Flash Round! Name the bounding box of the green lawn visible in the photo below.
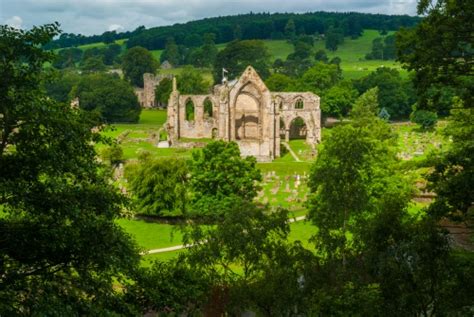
[118,218,183,251]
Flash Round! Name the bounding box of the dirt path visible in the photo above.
[282,142,301,162]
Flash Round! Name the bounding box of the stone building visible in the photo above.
[166,66,321,161]
[135,73,173,108]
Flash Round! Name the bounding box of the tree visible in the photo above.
[397,0,474,222]
[264,73,296,92]
[155,77,173,107]
[122,46,159,87]
[428,105,474,221]
[103,43,122,65]
[182,200,310,315]
[301,62,341,95]
[284,19,296,40]
[188,141,262,218]
[354,67,411,119]
[410,109,438,130]
[81,56,107,72]
[366,37,384,60]
[52,47,83,69]
[315,49,328,63]
[125,157,188,216]
[0,24,139,314]
[44,71,81,103]
[100,143,124,166]
[200,33,218,67]
[177,66,210,94]
[160,37,181,66]
[213,40,271,83]
[321,81,358,118]
[233,24,242,40]
[397,0,474,112]
[287,40,312,61]
[124,260,211,315]
[350,87,380,120]
[73,73,141,122]
[102,30,116,44]
[325,27,344,51]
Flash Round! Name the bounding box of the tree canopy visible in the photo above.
[0,23,139,314]
[122,46,159,87]
[213,40,271,83]
[72,73,141,123]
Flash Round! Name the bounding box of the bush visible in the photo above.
[411,110,438,130]
[100,144,123,165]
[73,73,141,123]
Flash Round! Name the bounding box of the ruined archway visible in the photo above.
[203,97,213,119]
[185,98,195,121]
[234,83,261,140]
[289,117,307,140]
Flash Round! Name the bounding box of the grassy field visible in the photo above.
[65,29,404,84]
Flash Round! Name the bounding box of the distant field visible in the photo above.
[64,29,405,83]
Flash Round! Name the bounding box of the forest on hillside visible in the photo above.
[45,11,420,50]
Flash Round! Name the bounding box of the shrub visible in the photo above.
[411,110,438,130]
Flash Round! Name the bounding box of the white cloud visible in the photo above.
[108,24,124,32]
[5,16,23,29]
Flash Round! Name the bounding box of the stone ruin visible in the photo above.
[166,66,321,161]
[135,73,173,108]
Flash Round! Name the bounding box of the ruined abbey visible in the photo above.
[165,66,321,162]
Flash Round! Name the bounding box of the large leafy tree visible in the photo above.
[301,62,341,95]
[354,67,412,119]
[154,66,210,108]
[182,200,310,315]
[176,66,210,94]
[125,156,189,216]
[397,0,474,222]
[73,73,141,123]
[213,40,271,83]
[397,0,474,112]
[0,24,139,314]
[321,81,358,118]
[188,141,262,218]
[122,46,159,87]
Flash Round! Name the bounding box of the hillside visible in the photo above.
[46,11,419,50]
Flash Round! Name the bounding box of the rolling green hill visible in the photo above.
[64,29,405,82]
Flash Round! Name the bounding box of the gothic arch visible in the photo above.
[203,97,213,119]
[234,81,263,140]
[289,116,307,140]
[185,98,195,121]
[294,98,304,109]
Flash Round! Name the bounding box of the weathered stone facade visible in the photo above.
[166,66,321,161]
[135,73,173,108]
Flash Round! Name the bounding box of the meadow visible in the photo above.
[106,109,443,265]
[72,29,405,83]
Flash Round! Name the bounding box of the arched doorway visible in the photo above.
[289,117,307,140]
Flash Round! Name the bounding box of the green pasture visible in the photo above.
[117,218,183,251]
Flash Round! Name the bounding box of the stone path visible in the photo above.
[143,215,307,255]
[282,142,301,162]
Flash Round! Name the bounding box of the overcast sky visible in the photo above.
[0,0,418,35]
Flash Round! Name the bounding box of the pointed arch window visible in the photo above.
[295,99,304,109]
[185,99,195,121]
